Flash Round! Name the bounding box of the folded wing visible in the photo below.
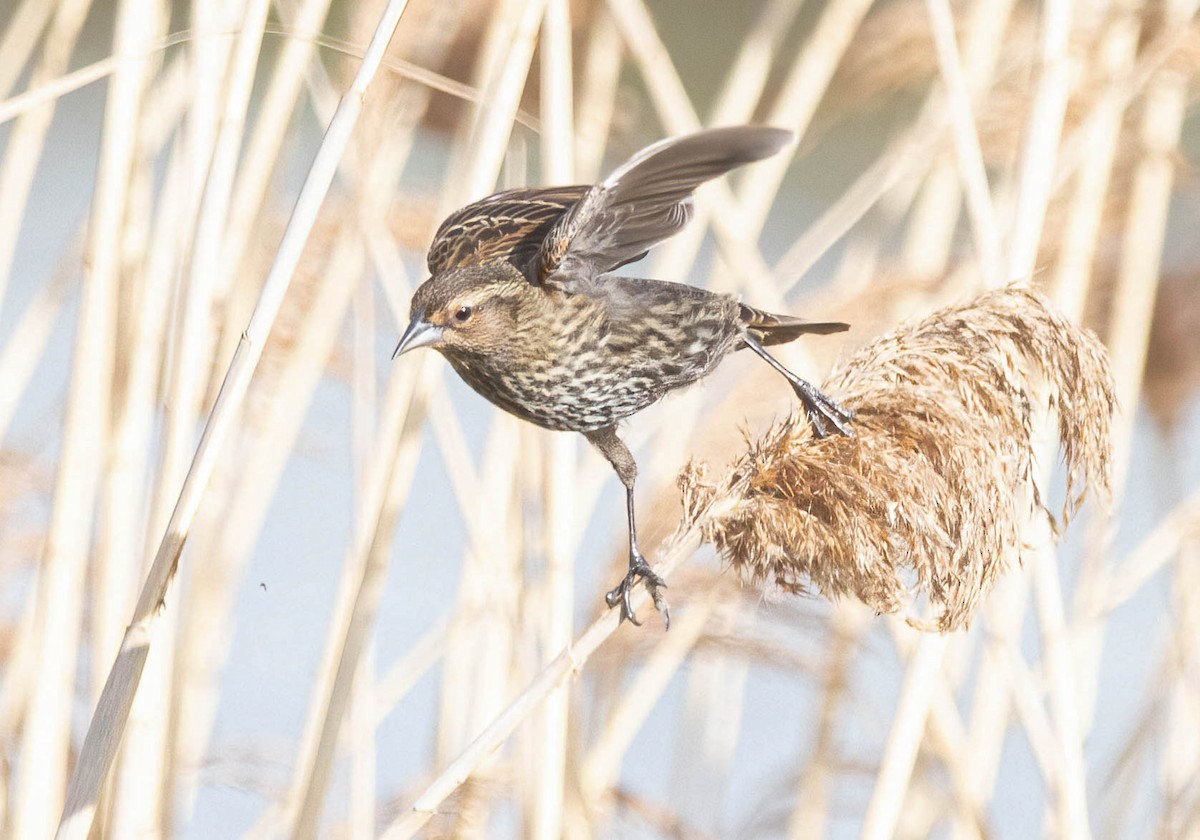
[426,186,587,275]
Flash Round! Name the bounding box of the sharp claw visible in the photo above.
[605,590,620,608]
[623,585,641,626]
[808,410,829,439]
[795,382,855,440]
[654,593,671,630]
[606,553,670,628]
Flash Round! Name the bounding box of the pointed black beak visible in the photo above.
[392,312,443,359]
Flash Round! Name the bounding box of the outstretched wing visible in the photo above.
[426,186,588,275]
[532,126,793,292]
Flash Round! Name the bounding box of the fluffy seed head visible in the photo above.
[680,286,1115,632]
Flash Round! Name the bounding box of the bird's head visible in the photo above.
[392,263,529,360]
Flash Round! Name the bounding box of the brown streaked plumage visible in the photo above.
[394,126,854,627]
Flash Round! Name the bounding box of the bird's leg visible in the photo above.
[584,427,670,629]
[743,335,855,439]
[606,486,670,627]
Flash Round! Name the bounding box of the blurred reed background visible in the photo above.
[0,0,1198,837]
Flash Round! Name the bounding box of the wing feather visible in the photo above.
[426,186,587,275]
[533,126,793,291]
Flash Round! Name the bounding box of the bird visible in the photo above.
[393,125,854,628]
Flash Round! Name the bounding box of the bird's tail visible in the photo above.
[738,303,849,346]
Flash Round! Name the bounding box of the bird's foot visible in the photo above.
[792,378,855,439]
[605,552,670,630]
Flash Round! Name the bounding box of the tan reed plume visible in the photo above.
[681,286,1115,631]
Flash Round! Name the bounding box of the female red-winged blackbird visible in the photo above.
[394,126,853,628]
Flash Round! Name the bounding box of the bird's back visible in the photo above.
[591,275,744,388]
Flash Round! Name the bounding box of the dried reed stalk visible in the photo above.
[885,621,990,839]
[859,631,950,840]
[376,518,715,840]
[54,2,415,837]
[280,5,484,831]
[681,286,1114,632]
[531,4,576,838]
[1159,541,1200,836]
[579,587,722,811]
[923,0,1002,287]
[118,3,274,834]
[1005,0,1074,280]
[179,0,451,817]
[786,605,866,840]
[286,360,431,839]
[0,244,76,440]
[574,4,621,180]
[0,0,55,101]
[424,7,541,834]
[87,3,170,837]
[0,0,92,322]
[7,2,108,836]
[218,0,336,292]
[171,224,367,835]
[668,596,749,833]
[3,0,1196,834]
[1063,0,1195,799]
[902,0,1017,281]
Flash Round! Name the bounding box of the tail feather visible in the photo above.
[738,303,849,346]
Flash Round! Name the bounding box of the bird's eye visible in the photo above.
[454,305,473,323]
